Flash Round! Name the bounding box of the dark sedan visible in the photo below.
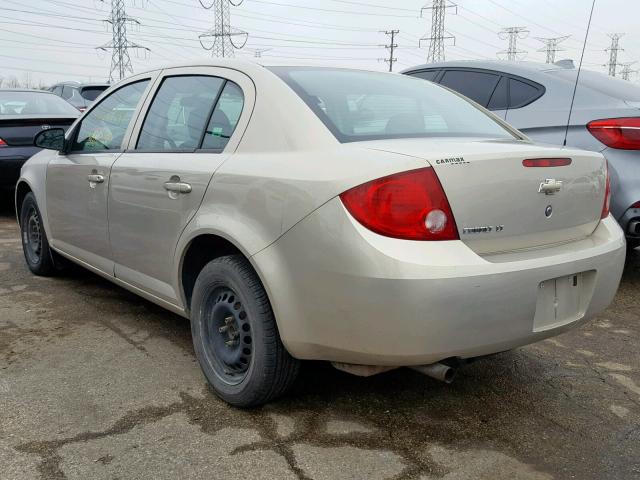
[0,89,79,190]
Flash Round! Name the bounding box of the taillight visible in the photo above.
[0,138,6,147]
[78,107,87,112]
[339,167,459,241]
[522,158,572,167]
[631,201,640,209]
[601,161,611,219]
[587,117,640,150]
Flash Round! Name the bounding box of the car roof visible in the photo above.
[51,82,110,87]
[400,59,572,77]
[0,88,57,94]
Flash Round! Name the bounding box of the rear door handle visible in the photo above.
[87,174,104,184]
[163,181,192,194]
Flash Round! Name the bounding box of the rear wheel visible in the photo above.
[190,255,300,407]
[19,192,57,276]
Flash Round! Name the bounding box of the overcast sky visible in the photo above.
[1,0,639,86]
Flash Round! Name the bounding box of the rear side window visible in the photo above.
[137,76,225,151]
[271,67,515,143]
[487,76,508,110]
[72,80,149,152]
[439,70,500,107]
[80,86,108,101]
[61,86,74,100]
[509,78,540,108]
[409,70,439,82]
[201,82,244,150]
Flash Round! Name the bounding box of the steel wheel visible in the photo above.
[23,206,43,265]
[203,287,253,385]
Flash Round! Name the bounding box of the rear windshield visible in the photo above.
[0,91,79,116]
[270,67,516,143]
[548,69,640,101]
[80,86,109,101]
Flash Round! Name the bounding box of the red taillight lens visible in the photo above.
[78,107,86,112]
[587,117,640,150]
[0,138,7,147]
[522,158,572,167]
[601,161,611,219]
[632,201,640,209]
[339,167,459,241]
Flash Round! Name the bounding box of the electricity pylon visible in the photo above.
[535,35,570,64]
[498,27,529,61]
[379,30,399,72]
[604,33,624,77]
[198,0,248,58]
[620,62,637,81]
[98,0,149,82]
[419,0,456,63]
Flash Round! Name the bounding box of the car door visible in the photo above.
[46,75,155,274]
[108,67,251,304]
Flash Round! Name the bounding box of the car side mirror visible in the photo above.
[34,128,65,151]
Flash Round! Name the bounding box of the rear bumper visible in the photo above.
[604,148,640,238]
[253,198,626,366]
[0,147,39,187]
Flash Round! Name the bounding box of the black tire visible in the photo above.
[628,239,640,253]
[19,192,57,276]
[190,255,300,407]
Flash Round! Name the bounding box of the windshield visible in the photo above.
[548,69,640,101]
[270,67,516,143]
[0,91,79,116]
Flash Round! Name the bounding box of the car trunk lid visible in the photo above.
[365,137,606,254]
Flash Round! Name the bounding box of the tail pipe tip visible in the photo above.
[410,362,457,384]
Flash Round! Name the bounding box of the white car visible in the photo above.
[17,61,625,407]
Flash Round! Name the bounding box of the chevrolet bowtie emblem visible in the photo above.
[538,178,563,195]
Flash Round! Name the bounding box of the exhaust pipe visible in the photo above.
[410,362,456,384]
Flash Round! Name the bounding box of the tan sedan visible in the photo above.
[16,61,625,406]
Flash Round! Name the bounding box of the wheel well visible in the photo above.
[181,234,243,311]
[15,182,32,223]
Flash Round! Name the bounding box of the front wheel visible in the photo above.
[19,192,57,276]
[190,255,300,407]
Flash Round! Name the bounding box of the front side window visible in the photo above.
[137,76,225,151]
[410,70,439,82]
[201,81,244,150]
[439,70,500,107]
[271,67,515,143]
[72,80,149,152]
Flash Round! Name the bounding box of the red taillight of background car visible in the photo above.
[340,167,459,241]
[587,117,640,150]
[0,138,7,147]
[78,107,87,113]
[631,201,640,209]
[602,161,611,219]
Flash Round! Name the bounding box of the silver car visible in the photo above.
[17,61,624,406]
[402,60,640,248]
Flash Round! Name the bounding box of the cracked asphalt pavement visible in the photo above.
[1,200,639,480]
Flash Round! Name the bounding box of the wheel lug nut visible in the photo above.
[224,315,234,324]
[218,325,228,333]
[225,339,238,347]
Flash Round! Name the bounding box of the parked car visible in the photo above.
[49,81,110,112]
[0,89,78,191]
[402,60,640,248]
[17,61,625,407]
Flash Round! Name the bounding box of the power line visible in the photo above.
[604,33,624,77]
[420,0,456,63]
[98,0,150,82]
[535,35,570,64]
[379,30,399,72]
[498,26,529,61]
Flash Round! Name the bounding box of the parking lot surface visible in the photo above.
[1,205,639,480]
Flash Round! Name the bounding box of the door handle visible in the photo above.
[163,181,192,194]
[87,174,105,184]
